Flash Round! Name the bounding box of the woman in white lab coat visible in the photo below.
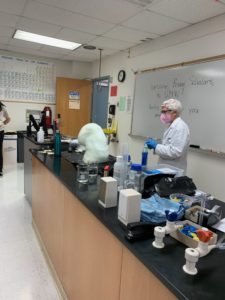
[0,101,11,176]
[146,99,190,174]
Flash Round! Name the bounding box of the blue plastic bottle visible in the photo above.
[141,144,148,169]
[54,129,61,156]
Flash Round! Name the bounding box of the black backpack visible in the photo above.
[155,176,197,197]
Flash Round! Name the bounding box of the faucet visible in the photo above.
[183,228,216,275]
[152,209,183,249]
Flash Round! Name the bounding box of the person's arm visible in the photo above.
[3,109,10,125]
[3,116,10,125]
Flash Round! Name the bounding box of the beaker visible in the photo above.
[77,162,89,184]
[88,163,98,184]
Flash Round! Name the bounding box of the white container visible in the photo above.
[151,163,184,177]
[118,189,141,226]
[98,177,118,208]
[37,127,44,143]
[113,155,126,190]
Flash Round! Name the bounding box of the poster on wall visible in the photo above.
[0,55,55,104]
[68,91,80,109]
[69,91,80,100]
[69,100,80,109]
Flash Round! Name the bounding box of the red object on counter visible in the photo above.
[197,229,213,243]
[43,106,52,128]
[103,165,110,177]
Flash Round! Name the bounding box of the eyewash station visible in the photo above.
[30,123,225,300]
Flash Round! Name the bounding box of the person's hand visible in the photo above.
[146,138,158,150]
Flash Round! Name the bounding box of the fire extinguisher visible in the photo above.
[43,106,52,128]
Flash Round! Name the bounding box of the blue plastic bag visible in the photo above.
[141,193,184,224]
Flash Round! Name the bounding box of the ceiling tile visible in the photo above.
[23,1,115,35]
[0,43,9,51]
[91,36,136,50]
[0,0,27,15]
[40,45,72,55]
[6,45,63,59]
[0,26,15,37]
[55,28,96,44]
[35,0,142,23]
[103,25,158,43]
[17,17,61,37]
[122,10,189,35]
[147,0,225,23]
[8,39,43,50]
[0,11,19,27]
[0,36,11,44]
[64,47,118,62]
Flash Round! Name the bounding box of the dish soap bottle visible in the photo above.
[54,129,61,156]
[37,126,44,143]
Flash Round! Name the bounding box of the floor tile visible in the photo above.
[0,163,61,300]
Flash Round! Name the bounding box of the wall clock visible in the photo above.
[118,70,126,82]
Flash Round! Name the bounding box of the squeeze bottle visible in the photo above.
[37,126,44,143]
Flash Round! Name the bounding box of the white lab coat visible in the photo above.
[155,117,190,174]
[0,107,9,131]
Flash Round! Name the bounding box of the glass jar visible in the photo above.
[88,163,98,184]
[77,162,89,183]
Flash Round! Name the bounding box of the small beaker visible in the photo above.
[77,162,89,184]
[88,163,98,184]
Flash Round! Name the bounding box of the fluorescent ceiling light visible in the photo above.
[13,30,81,50]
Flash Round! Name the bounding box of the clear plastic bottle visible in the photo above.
[125,169,136,189]
[113,156,126,190]
[54,129,61,156]
[141,143,148,171]
[125,163,142,191]
[37,126,44,143]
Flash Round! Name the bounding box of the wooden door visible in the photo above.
[56,77,92,137]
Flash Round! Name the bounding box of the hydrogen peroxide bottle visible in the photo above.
[54,129,61,156]
[37,126,44,143]
[141,143,148,170]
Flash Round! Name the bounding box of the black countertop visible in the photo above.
[25,134,69,150]
[31,150,225,300]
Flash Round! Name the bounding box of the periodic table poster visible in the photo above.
[0,55,55,104]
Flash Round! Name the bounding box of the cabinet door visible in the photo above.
[120,247,177,300]
[62,188,123,300]
[32,157,64,281]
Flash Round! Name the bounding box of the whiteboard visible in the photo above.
[131,59,225,152]
[0,55,55,103]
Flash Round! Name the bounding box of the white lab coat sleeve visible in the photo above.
[155,125,189,160]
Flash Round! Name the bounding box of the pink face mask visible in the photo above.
[160,113,173,124]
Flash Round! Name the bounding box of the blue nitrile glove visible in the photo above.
[146,138,158,150]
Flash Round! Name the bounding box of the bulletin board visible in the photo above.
[0,54,55,104]
[131,56,225,152]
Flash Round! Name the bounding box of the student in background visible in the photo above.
[146,99,190,174]
[0,101,11,176]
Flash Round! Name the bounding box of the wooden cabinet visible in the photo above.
[62,188,122,300]
[32,157,64,281]
[120,247,177,300]
[32,156,177,300]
